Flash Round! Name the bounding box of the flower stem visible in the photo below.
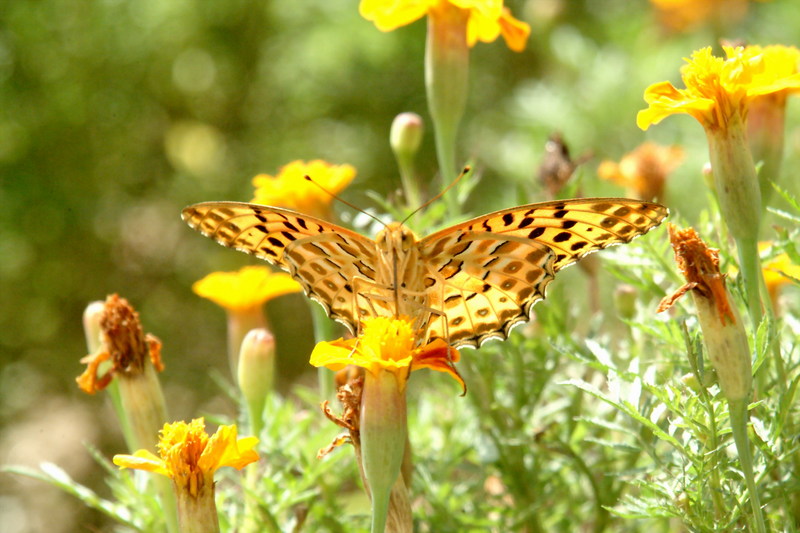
[735,237,764,330]
[728,398,766,533]
[310,303,337,399]
[705,120,764,330]
[425,4,469,214]
[361,371,408,533]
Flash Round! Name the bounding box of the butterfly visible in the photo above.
[182,198,667,348]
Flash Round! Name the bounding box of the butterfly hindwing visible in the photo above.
[181,202,379,331]
[420,234,557,346]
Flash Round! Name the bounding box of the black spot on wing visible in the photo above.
[529,227,545,239]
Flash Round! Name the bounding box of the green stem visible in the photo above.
[310,303,337,399]
[361,371,408,533]
[683,323,726,517]
[728,399,766,533]
[735,237,764,330]
[704,392,727,518]
[398,156,422,209]
[425,5,469,216]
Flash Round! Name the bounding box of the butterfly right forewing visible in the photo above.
[182,201,381,332]
[418,198,667,347]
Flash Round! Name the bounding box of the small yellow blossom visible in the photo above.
[745,45,800,206]
[760,243,800,307]
[251,160,356,219]
[192,266,301,312]
[360,0,530,52]
[637,46,800,133]
[193,266,300,375]
[311,316,464,392]
[598,142,684,201]
[313,317,445,532]
[114,418,259,496]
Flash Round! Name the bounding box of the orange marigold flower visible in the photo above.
[360,0,530,52]
[598,142,683,201]
[637,45,800,133]
[251,160,356,219]
[113,418,259,496]
[311,316,464,392]
[192,266,301,312]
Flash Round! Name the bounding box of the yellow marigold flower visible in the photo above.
[745,44,800,207]
[639,45,800,324]
[192,266,301,312]
[114,418,259,494]
[193,266,300,375]
[115,419,258,533]
[251,160,356,219]
[313,317,458,532]
[763,252,800,292]
[598,142,684,201]
[310,316,464,392]
[360,0,530,52]
[760,243,800,311]
[637,46,800,132]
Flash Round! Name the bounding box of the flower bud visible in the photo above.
[659,225,752,402]
[614,284,638,320]
[83,301,106,354]
[390,112,424,161]
[391,112,425,207]
[237,328,275,436]
[692,289,752,401]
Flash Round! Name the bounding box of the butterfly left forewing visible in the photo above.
[182,201,380,332]
[419,198,667,347]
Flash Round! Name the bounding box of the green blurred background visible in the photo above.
[1,0,798,531]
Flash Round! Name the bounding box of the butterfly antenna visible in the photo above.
[401,165,471,226]
[303,175,386,227]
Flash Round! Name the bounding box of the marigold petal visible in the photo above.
[310,337,414,375]
[75,350,113,394]
[410,338,465,392]
[359,0,433,31]
[637,81,714,130]
[497,8,530,52]
[309,338,359,371]
[202,425,260,472]
[251,160,356,216]
[113,450,170,476]
[193,267,301,312]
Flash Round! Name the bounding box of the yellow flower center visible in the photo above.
[362,317,416,363]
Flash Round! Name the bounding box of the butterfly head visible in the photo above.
[376,222,417,257]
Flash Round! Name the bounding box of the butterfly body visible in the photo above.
[182,198,667,347]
